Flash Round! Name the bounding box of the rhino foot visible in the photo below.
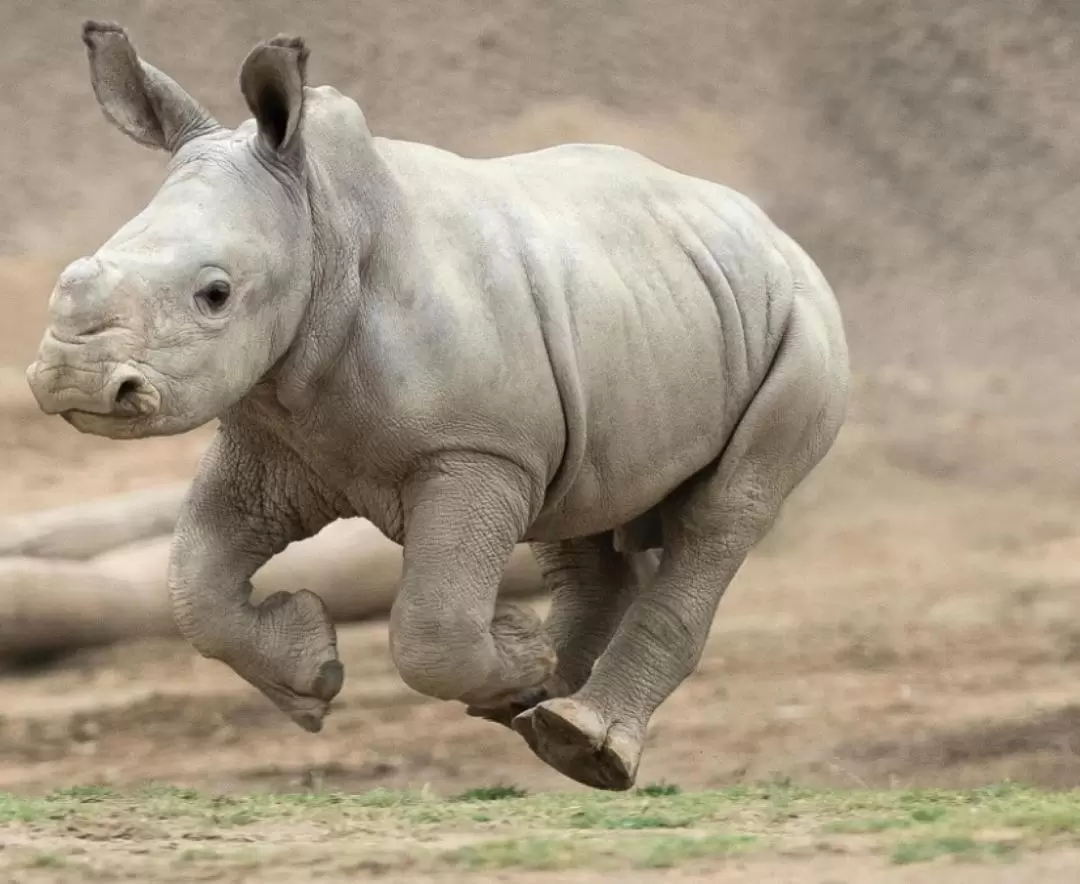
[453,601,556,711]
[242,589,344,733]
[512,696,642,791]
[488,602,557,688]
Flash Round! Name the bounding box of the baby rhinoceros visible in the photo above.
[26,22,850,791]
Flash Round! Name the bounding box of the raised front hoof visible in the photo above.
[455,603,557,718]
[252,589,344,734]
[489,602,558,684]
[288,658,345,733]
[512,697,641,791]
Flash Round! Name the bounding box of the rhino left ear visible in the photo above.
[239,35,309,157]
[83,20,220,152]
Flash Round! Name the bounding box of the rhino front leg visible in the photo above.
[389,455,556,707]
[169,430,344,733]
[465,534,656,728]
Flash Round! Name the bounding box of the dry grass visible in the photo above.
[7,781,1080,881]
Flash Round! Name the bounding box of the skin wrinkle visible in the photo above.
[47,325,113,344]
[674,227,746,431]
[25,24,850,786]
[642,206,696,338]
[517,240,579,512]
[34,352,112,371]
[704,302,796,485]
[715,212,758,391]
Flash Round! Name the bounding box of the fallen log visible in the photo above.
[0,518,545,662]
[0,484,190,560]
[0,557,166,659]
[94,518,545,619]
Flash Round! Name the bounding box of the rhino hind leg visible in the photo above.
[466,535,657,729]
[514,485,799,790]
[514,301,848,791]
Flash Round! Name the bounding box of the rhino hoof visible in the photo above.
[248,590,343,733]
[512,697,641,791]
[312,658,345,702]
[284,658,344,732]
[292,712,324,734]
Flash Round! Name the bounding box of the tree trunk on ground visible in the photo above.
[0,485,190,560]
[0,517,545,663]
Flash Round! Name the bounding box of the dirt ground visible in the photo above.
[3,2,1080,880]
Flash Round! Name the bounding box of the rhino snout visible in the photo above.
[26,334,160,422]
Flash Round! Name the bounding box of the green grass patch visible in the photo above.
[3,781,1080,874]
[823,816,916,834]
[569,806,695,830]
[446,836,580,871]
[443,832,758,871]
[636,834,758,869]
[636,782,682,797]
[891,835,1019,865]
[453,784,529,802]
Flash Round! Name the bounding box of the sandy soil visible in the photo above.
[3,2,1080,880]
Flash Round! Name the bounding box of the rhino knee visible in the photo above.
[388,604,493,701]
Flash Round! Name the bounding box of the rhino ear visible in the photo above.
[239,35,309,157]
[82,20,219,152]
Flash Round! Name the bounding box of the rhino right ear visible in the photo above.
[239,35,309,158]
[82,20,219,152]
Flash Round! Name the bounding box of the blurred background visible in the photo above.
[1,1,1079,796]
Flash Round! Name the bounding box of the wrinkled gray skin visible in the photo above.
[26,22,850,790]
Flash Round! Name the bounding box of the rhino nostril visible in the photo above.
[113,377,145,413]
[115,379,138,402]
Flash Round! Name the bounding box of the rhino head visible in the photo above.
[26,22,330,438]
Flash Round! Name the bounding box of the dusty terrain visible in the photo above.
[2,1,1080,880]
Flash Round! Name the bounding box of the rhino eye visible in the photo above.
[195,280,231,314]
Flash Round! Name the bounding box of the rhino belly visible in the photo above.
[524,394,730,543]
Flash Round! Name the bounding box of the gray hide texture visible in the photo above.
[25,22,849,790]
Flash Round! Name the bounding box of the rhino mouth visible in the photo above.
[60,408,153,440]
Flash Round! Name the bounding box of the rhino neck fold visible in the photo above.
[273,135,410,415]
